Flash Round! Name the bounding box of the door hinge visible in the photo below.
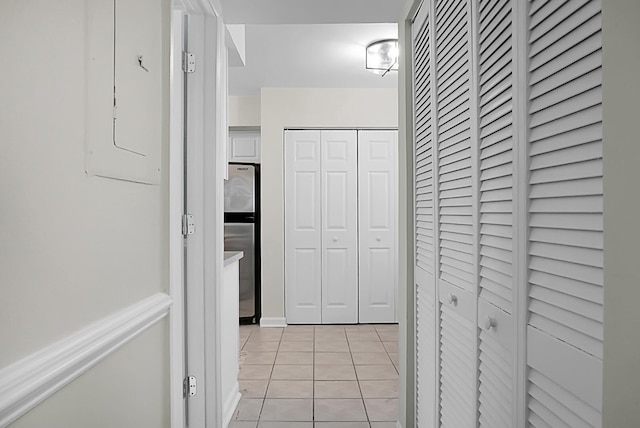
[182,52,196,73]
[183,376,197,398]
[182,214,195,236]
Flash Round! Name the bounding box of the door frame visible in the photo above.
[169,0,225,427]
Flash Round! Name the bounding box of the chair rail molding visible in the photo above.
[0,292,172,427]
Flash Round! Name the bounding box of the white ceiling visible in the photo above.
[221,0,405,24]
[221,0,403,96]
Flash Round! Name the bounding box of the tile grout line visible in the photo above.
[347,327,371,424]
[312,325,316,424]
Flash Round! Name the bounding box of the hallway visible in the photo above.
[231,324,399,427]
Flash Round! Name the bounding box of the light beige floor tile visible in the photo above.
[364,398,398,421]
[258,422,312,428]
[382,342,398,353]
[271,364,313,380]
[344,325,376,332]
[252,327,284,335]
[387,353,399,365]
[314,380,361,398]
[355,365,398,380]
[239,379,269,398]
[314,352,353,365]
[240,325,258,335]
[276,351,314,365]
[238,364,273,380]
[373,324,398,332]
[279,341,314,352]
[314,423,370,428]
[242,352,277,365]
[377,332,398,341]
[349,341,386,353]
[315,325,346,331]
[246,335,281,343]
[359,380,398,398]
[284,325,315,333]
[229,421,258,428]
[351,352,391,365]
[315,337,349,345]
[233,398,263,421]
[266,380,313,398]
[346,332,381,342]
[315,341,350,353]
[244,341,280,352]
[314,398,368,421]
[370,422,399,428]
[247,330,283,341]
[281,332,314,341]
[239,338,249,350]
[259,398,313,421]
[314,332,347,341]
[314,364,357,381]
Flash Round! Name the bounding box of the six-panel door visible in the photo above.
[321,131,359,323]
[358,130,398,323]
[285,129,398,324]
[284,130,323,323]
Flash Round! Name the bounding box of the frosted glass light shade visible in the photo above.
[366,39,399,75]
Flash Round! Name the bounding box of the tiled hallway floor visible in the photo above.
[231,324,399,428]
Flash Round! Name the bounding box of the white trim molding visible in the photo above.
[222,382,241,428]
[0,293,172,427]
[260,317,287,328]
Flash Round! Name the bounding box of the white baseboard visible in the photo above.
[0,292,172,427]
[222,382,241,428]
[259,317,287,328]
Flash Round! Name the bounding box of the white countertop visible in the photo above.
[223,251,244,267]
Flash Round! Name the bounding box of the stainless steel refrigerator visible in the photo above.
[224,163,260,324]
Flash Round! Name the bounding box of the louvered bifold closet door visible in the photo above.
[526,0,603,426]
[476,0,515,426]
[436,0,474,295]
[412,3,437,426]
[435,0,476,426]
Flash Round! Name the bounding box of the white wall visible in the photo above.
[602,0,640,425]
[0,1,171,426]
[260,88,398,321]
[229,95,261,127]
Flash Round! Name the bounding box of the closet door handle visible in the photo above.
[332,236,338,243]
[484,316,497,331]
[448,294,458,306]
[376,236,382,242]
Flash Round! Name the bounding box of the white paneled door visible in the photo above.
[285,130,322,324]
[358,130,398,323]
[285,129,398,324]
[321,130,359,324]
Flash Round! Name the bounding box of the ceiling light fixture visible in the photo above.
[366,39,399,77]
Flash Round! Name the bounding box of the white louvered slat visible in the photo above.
[479,0,513,314]
[415,3,435,277]
[527,328,602,428]
[527,0,604,425]
[527,0,603,358]
[479,332,512,428]
[417,288,436,427]
[477,293,514,428]
[439,303,475,427]
[436,0,473,295]
[413,5,437,427]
